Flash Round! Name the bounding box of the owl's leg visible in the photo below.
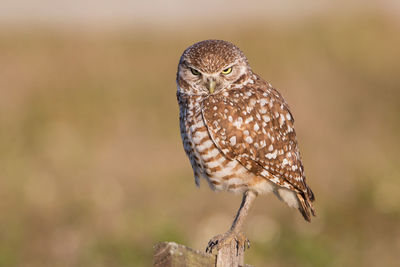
[206,190,257,253]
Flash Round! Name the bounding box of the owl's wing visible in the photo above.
[202,84,313,201]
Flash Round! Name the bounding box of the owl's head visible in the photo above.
[177,40,252,95]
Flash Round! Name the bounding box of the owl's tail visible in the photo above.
[297,186,316,222]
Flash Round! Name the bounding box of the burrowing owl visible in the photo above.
[176,40,315,253]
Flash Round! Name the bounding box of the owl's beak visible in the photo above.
[207,79,216,94]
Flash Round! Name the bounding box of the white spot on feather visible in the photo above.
[266,150,277,159]
[245,136,253,143]
[245,116,253,123]
[229,136,237,146]
[233,117,243,128]
[260,99,267,106]
[279,114,285,126]
[262,115,270,122]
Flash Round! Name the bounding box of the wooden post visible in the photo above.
[154,241,252,267]
[215,239,245,267]
[154,242,214,267]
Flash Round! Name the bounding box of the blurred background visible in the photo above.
[1,1,400,266]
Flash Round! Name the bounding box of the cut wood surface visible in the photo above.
[154,242,253,267]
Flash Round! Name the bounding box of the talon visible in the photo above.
[243,238,250,251]
[206,239,218,253]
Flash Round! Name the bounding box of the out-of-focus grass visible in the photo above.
[0,13,400,267]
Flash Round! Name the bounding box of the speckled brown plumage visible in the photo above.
[176,39,315,252]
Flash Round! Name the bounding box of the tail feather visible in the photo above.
[306,184,315,202]
[297,191,316,222]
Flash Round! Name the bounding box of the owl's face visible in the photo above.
[177,40,252,96]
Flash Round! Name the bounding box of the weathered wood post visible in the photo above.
[215,239,245,267]
[154,241,251,267]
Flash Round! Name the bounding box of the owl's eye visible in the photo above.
[190,68,201,76]
[221,67,232,75]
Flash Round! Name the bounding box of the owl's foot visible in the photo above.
[205,231,250,254]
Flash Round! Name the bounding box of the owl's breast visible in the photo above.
[179,97,273,194]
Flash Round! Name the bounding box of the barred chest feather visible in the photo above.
[178,93,275,195]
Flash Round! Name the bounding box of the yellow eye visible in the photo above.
[221,67,232,75]
[190,68,201,76]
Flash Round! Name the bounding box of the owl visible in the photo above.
[176,40,315,253]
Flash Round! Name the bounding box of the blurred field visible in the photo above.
[1,13,400,267]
